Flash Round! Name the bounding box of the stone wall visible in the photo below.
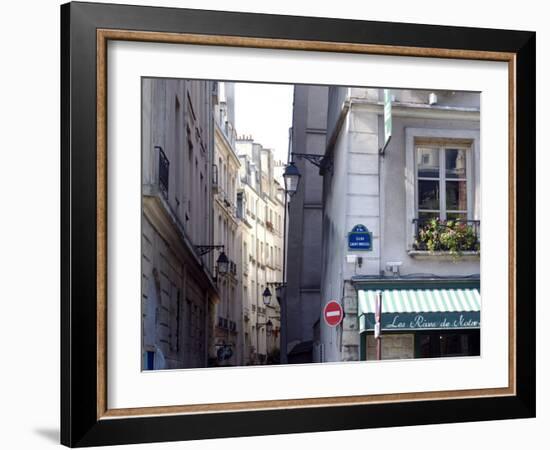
[142,214,209,369]
[341,281,360,361]
[366,334,414,360]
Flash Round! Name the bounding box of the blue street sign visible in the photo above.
[348,224,373,251]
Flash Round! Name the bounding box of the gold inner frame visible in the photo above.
[96,28,517,420]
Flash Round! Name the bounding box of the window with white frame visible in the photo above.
[416,142,472,221]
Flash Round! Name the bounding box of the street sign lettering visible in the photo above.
[348,224,373,251]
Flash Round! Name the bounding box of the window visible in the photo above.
[236,192,244,218]
[405,129,479,251]
[416,144,471,221]
[260,242,264,264]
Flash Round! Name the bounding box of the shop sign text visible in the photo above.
[363,311,480,331]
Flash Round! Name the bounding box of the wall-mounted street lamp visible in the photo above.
[283,161,301,197]
[262,287,272,306]
[257,319,274,336]
[216,251,229,276]
[291,152,333,175]
[254,318,275,365]
[277,149,329,363]
[194,245,228,279]
[277,159,304,365]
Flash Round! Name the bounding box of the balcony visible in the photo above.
[217,317,237,333]
[410,218,480,258]
[229,260,237,276]
[144,146,171,199]
[217,316,229,330]
[142,146,223,289]
[265,220,274,232]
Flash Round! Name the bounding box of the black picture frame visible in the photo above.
[61,1,535,447]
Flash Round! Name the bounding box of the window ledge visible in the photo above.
[407,250,480,261]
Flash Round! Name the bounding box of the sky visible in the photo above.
[233,82,294,164]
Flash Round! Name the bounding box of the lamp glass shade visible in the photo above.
[262,287,272,306]
[216,251,229,275]
[283,162,301,195]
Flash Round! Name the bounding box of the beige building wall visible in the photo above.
[241,184,269,363]
[264,180,285,359]
[212,102,243,366]
[141,78,218,369]
[237,140,284,364]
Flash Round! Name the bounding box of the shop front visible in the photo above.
[357,281,480,361]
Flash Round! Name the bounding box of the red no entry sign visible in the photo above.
[324,300,343,327]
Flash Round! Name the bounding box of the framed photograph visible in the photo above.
[61,1,535,447]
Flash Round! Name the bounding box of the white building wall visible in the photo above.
[380,115,480,275]
[320,102,381,363]
[319,115,349,363]
[319,87,480,364]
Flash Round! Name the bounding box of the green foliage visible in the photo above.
[414,218,479,255]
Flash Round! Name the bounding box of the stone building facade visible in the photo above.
[319,87,481,362]
[288,86,481,363]
[212,82,243,366]
[141,78,219,369]
[237,137,284,364]
[141,79,286,369]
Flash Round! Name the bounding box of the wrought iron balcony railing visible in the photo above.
[154,146,169,199]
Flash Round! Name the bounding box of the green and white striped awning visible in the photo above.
[358,288,480,314]
[358,288,481,332]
